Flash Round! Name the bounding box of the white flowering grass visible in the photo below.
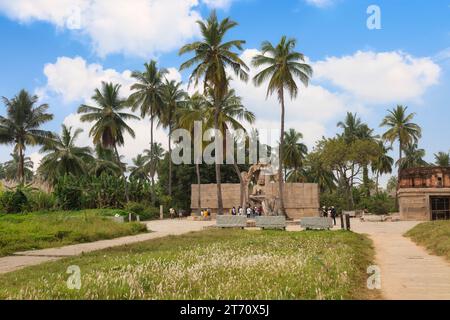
[0,229,377,300]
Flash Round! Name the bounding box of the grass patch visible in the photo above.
[405,220,450,261]
[0,209,147,257]
[0,229,379,300]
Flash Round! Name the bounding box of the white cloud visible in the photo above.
[38,56,179,164]
[313,51,441,104]
[435,47,450,62]
[0,0,213,57]
[29,152,44,172]
[38,56,134,103]
[231,49,349,147]
[202,0,235,9]
[305,0,335,8]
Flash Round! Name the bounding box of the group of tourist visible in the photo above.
[322,206,337,226]
[201,208,211,218]
[231,205,264,218]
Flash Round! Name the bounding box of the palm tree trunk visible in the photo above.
[278,89,287,218]
[150,109,155,205]
[114,144,129,202]
[363,165,370,197]
[196,163,201,216]
[396,140,402,211]
[18,146,25,184]
[168,128,172,197]
[233,161,245,210]
[214,97,224,215]
[375,171,379,195]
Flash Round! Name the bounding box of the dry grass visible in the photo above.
[0,229,379,300]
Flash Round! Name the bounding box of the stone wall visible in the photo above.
[191,183,320,219]
[398,188,450,221]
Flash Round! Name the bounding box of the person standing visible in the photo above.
[331,206,337,226]
[232,207,237,216]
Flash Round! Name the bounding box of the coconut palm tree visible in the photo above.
[178,92,207,215]
[3,153,34,182]
[129,61,168,200]
[160,80,188,197]
[78,82,140,201]
[283,129,308,182]
[381,105,422,174]
[38,125,93,184]
[372,141,394,194]
[252,36,313,217]
[128,154,150,182]
[397,143,428,170]
[143,142,165,184]
[434,152,450,167]
[179,11,249,215]
[204,88,255,209]
[304,152,336,193]
[89,144,123,177]
[0,90,54,183]
[337,112,364,143]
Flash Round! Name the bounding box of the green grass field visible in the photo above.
[0,229,379,300]
[0,209,147,257]
[406,220,450,261]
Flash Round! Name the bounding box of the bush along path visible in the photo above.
[0,219,215,274]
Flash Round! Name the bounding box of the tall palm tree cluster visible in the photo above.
[0,12,447,215]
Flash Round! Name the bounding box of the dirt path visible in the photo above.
[352,220,450,300]
[0,219,214,274]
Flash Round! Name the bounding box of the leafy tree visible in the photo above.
[337,112,377,196]
[316,137,381,210]
[77,82,140,201]
[38,125,93,184]
[0,90,54,183]
[179,11,249,215]
[434,151,450,167]
[252,36,312,217]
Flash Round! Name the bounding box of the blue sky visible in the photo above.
[0,0,449,186]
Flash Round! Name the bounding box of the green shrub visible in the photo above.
[124,202,146,215]
[357,193,396,215]
[0,189,28,213]
[27,191,56,212]
[54,176,83,210]
[124,202,160,221]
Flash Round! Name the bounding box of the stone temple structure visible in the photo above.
[191,164,320,219]
[398,167,450,221]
